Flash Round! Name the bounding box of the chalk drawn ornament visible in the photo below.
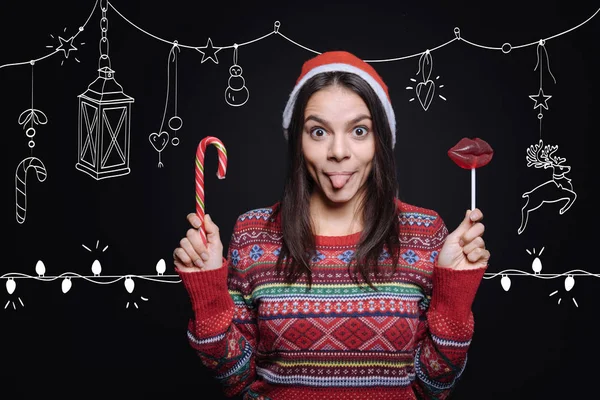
[15,157,47,224]
[149,131,169,167]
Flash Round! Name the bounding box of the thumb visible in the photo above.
[204,214,220,236]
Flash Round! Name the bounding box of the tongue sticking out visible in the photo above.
[329,174,352,189]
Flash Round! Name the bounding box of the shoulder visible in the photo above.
[235,203,279,224]
[230,202,282,242]
[394,198,448,248]
[395,198,443,226]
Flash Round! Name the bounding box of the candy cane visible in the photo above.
[15,156,47,224]
[195,136,227,244]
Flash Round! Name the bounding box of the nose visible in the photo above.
[328,133,350,161]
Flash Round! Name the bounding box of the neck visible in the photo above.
[309,191,364,236]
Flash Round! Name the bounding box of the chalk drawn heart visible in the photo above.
[416,80,435,111]
[149,131,169,152]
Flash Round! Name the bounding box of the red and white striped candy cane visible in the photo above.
[195,136,227,244]
[15,156,47,224]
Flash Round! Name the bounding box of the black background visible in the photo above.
[2,1,597,398]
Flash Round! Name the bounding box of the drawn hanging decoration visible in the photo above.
[149,41,185,167]
[15,156,47,224]
[517,140,577,235]
[18,65,48,149]
[407,49,446,111]
[196,37,221,64]
[225,44,249,107]
[167,41,183,145]
[76,0,134,180]
[528,39,556,120]
[14,63,48,225]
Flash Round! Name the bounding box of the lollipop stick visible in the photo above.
[471,168,476,211]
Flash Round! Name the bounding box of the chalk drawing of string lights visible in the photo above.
[483,247,592,307]
[1,242,179,310]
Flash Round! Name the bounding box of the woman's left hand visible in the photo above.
[437,208,490,270]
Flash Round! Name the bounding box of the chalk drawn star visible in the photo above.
[529,88,552,110]
[196,38,221,64]
[56,36,78,58]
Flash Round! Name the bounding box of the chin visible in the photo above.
[324,189,359,205]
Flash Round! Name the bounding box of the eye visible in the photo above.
[352,126,369,138]
[309,127,327,138]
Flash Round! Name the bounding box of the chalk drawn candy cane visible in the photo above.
[15,156,47,224]
[195,136,227,245]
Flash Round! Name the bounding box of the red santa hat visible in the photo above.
[282,50,396,148]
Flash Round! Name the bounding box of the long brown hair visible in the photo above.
[273,71,400,289]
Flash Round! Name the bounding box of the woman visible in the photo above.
[174,50,489,399]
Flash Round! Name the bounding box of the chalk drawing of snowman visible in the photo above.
[225,45,249,107]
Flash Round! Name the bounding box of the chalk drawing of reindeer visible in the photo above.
[517,139,577,235]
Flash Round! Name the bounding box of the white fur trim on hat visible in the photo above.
[282,63,396,148]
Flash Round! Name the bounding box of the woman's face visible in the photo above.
[302,85,376,207]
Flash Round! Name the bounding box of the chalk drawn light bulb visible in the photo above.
[91,259,102,276]
[125,276,135,293]
[156,258,166,275]
[62,277,72,294]
[35,260,46,276]
[6,278,16,294]
[531,256,542,274]
[564,275,575,292]
[501,275,511,291]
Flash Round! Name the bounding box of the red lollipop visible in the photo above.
[448,137,494,210]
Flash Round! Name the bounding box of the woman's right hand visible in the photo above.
[173,213,224,272]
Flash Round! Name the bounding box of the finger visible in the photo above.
[173,247,194,268]
[469,208,483,223]
[462,236,485,255]
[187,226,208,253]
[187,212,202,229]
[450,209,475,239]
[466,247,490,263]
[174,255,202,272]
[180,236,205,268]
[204,214,221,242]
[461,222,485,245]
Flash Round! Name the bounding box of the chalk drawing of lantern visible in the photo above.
[76,62,134,180]
[76,3,134,180]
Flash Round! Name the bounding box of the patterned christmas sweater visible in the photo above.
[177,199,486,400]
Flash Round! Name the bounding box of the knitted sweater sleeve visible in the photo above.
[412,214,487,399]
[176,217,258,397]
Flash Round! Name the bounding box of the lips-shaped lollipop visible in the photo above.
[448,137,494,210]
[448,137,494,169]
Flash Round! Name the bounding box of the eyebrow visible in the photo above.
[304,114,372,127]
